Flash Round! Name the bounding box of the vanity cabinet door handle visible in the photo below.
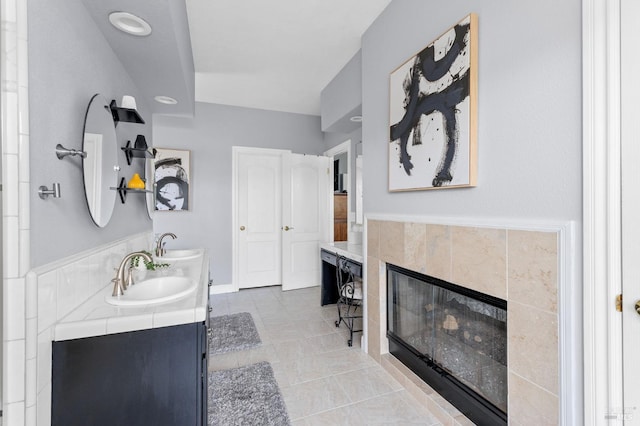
[240,226,246,231]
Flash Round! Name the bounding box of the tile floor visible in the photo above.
[209,285,443,425]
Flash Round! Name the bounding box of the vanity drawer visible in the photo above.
[321,249,337,264]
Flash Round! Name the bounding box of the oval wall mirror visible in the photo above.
[82,94,118,227]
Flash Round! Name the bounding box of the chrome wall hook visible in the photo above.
[56,144,87,159]
[39,183,61,199]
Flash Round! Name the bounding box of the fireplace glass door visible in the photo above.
[387,264,507,422]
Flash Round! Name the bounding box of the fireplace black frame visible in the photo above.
[386,264,507,426]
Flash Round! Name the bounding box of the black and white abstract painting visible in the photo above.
[154,148,190,211]
[389,14,477,191]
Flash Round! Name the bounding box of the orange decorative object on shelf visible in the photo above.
[127,173,145,189]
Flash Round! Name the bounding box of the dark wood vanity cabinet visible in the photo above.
[52,322,208,426]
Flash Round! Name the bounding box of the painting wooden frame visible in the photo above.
[388,13,477,192]
[153,148,191,211]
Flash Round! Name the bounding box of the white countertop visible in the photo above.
[319,241,364,263]
[54,249,209,341]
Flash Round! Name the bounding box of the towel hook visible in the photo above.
[39,183,61,199]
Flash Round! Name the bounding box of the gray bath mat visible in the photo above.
[208,361,290,426]
[209,312,261,355]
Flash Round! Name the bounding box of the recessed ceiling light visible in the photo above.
[109,12,152,36]
[154,96,178,105]
[350,115,363,122]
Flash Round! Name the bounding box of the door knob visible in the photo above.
[635,300,640,315]
[283,226,294,231]
[240,226,246,231]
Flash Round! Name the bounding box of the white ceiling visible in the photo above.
[186,0,391,116]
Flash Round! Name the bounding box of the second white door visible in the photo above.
[282,153,330,290]
[621,0,640,421]
[235,148,330,291]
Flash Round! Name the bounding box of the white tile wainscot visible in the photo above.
[25,232,210,426]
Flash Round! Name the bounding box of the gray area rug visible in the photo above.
[208,361,291,426]
[209,312,261,355]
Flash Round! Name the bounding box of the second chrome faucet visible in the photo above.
[155,232,177,257]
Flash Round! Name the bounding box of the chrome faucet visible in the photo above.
[112,251,152,297]
[155,232,177,257]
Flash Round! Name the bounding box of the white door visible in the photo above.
[237,150,282,289]
[281,154,330,290]
[621,0,640,420]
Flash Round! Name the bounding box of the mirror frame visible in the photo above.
[324,139,352,242]
[145,156,155,219]
[82,94,119,227]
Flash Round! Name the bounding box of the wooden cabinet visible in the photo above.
[52,322,208,426]
[334,193,348,241]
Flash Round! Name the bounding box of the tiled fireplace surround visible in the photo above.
[365,218,567,425]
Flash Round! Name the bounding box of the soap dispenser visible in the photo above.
[127,173,145,189]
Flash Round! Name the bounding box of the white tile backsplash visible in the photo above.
[16,0,27,39]
[4,216,19,277]
[26,271,37,318]
[5,278,25,340]
[36,328,53,395]
[25,404,36,426]
[3,91,18,151]
[5,152,19,215]
[57,267,94,321]
[2,0,17,21]
[3,1,31,421]
[5,339,25,404]
[25,318,37,359]
[17,37,28,91]
[5,401,25,426]
[18,133,30,180]
[19,227,30,275]
[18,86,29,136]
[36,271,57,333]
[25,356,36,406]
[19,180,30,227]
[36,383,52,426]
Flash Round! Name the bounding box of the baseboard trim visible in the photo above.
[209,283,236,295]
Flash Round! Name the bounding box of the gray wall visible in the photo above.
[28,0,153,267]
[152,102,324,285]
[362,1,582,222]
[321,51,362,133]
[360,0,583,415]
[324,128,362,154]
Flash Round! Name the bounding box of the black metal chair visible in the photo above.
[334,254,363,346]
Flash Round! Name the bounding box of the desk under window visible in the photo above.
[319,242,363,306]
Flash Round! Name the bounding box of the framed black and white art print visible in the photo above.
[389,13,478,191]
[153,148,190,211]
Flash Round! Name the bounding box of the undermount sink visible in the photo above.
[157,249,201,261]
[106,276,197,306]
